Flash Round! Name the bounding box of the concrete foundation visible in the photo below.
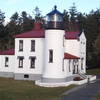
[14,73,42,81]
[0,72,14,78]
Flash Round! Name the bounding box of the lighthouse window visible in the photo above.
[5,57,9,67]
[19,40,23,51]
[31,40,35,52]
[49,50,53,63]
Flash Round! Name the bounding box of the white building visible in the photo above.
[0,6,90,87]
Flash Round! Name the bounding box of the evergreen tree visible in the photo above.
[69,3,78,31]
[63,10,70,31]
[20,11,34,32]
[0,10,5,37]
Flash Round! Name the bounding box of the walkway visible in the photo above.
[60,79,100,100]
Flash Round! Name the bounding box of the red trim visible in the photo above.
[0,49,15,55]
[64,53,80,59]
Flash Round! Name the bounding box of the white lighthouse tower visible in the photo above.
[42,6,66,84]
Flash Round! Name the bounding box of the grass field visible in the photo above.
[0,77,76,100]
[96,93,100,100]
[86,68,100,75]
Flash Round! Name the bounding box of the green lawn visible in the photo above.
[96,93,100,100]
[86,68,100,75]
[0,77,75,100]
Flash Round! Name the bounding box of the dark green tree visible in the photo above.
[20,11,34,32]
[69,3,78,31]
[0,10,5,37]
[63,10,70,31]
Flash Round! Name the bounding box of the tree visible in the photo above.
[33,6,43,23]
[0,10,5,37]
[77,13,86,32]
[20,11,34,32]
[69,3,78,31]
[0,9,5,25]
[63,10,70,31]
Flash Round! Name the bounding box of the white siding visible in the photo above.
[0,55,15,72]
[43,30,65,78]
[15,38,44,74]
[79,32,86,73]
[64,39,80,57]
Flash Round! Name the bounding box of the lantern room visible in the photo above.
[46,5,64,30]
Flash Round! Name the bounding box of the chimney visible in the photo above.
[34,22,42,30]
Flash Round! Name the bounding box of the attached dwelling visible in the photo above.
[0,6,96,87]
[0,49,15,78]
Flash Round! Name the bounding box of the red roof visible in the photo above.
[14,29,45,38]
[65,31,80,39]
[0,49,15,55]
[64,53,80,59]
[15,31,80,39]
[14,22,81,39]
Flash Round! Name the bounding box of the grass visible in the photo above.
[0,77,76,100]
[86,68,100,75]
[95,93,100,100]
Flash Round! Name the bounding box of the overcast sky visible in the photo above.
[0,0,100,22]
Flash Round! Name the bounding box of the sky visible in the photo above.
[0,0,100,22]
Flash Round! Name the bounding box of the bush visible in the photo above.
[73,77,83,81]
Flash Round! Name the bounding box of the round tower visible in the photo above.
[42,6,66,83]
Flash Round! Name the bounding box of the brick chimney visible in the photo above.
[34,22,42,30]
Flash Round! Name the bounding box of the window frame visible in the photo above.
[49,49,53,63]
[5,57,9,67]
[18,56,24,68]
[69,60,71,72]
[29,56,36,68]
[19,40,23,51]
[81,58,84,70]
[31,40,35,52]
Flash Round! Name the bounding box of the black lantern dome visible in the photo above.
[46,5,64,30]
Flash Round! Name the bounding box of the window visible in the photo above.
[31,40,35,52]
[19,40,23,51]
[24,74,29,78]
[49,50,53,63]
[62,59,64,71]
[63,35,64,47]
[81,58,83,70]
[69,60,71,72]
[18,56,24,68]
[5,57,9,67]
[30,57,36,68]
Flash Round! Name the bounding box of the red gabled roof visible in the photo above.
[65,31,80,39]
[14,29,45,38]
[0,49,15,55]
[64,53,80,59]
[14,22,45,38]
[14,22,80,39]
[15,31,80,39]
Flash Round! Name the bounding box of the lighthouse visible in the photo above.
[42,6,66,83]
